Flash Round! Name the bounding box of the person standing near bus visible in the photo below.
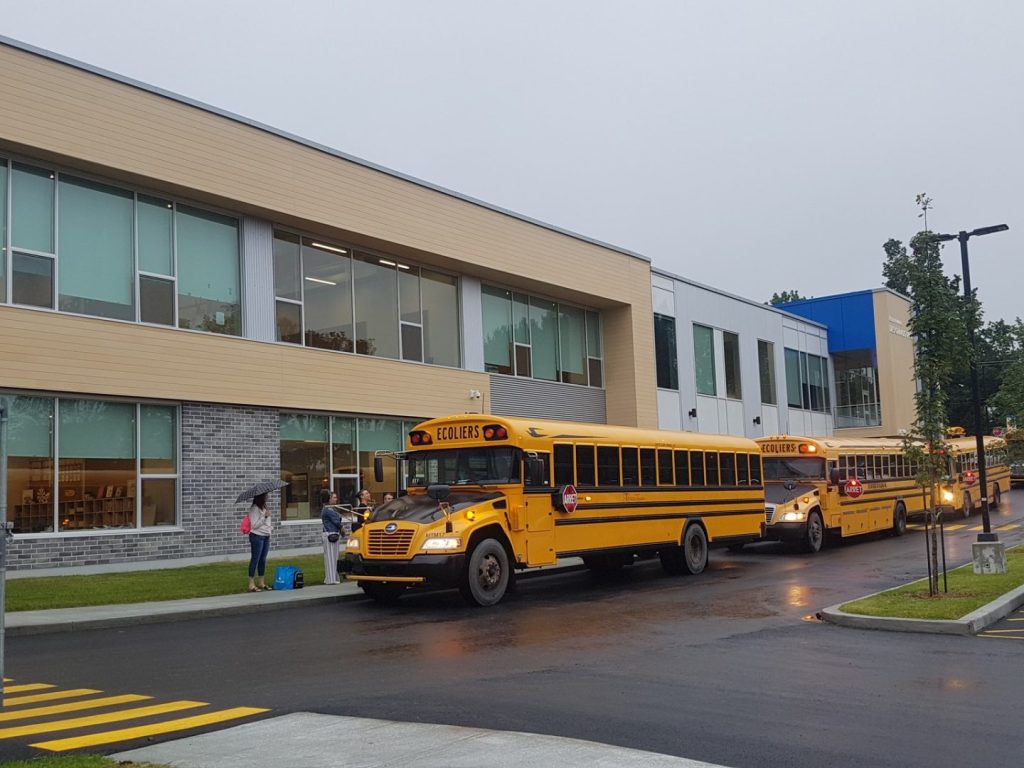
[320,489,344,585]
[246,493,273,592]
[353,488,374,532]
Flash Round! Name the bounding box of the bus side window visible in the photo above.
[640,448,656,487]
[576,445,596,487]
[622,447,639,486]
[597,446,620,486]
[705,452,720,487]
[856,455,867,480]
[720,453,736,486]
[749,454,762,486]
[690,451,705,487]
[657,449,674,486]
[675,450,690,486]
[554,444,574,486]
[737,453,750,485]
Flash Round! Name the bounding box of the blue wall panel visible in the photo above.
[781,291,875,353]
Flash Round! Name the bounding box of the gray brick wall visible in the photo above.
[9,401,323,571]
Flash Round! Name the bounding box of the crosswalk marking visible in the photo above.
[978,628,1024,634]
[0,694,151,722]
[3,689,102,707]
[33,706,269,751]
[0,700,207,739]
[3,684,56,694]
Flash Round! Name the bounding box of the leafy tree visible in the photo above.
[989,356,1024,427]
[767,290,806,306]
[882,238,911,295]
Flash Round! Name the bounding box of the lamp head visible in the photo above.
[969,224,1009,238]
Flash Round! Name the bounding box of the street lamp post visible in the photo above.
[934,225,1009,547]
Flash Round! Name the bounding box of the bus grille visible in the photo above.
[765,505,776,525]
[367,528,415,557]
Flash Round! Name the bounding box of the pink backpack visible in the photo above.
[240,513,251,534]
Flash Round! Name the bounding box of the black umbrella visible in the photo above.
[236,479,289,504]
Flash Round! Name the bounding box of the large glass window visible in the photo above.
[483,284,602,387]
[12,163,54,254]
[0,160,7,302]
[421,269,459,367]
[58,176,135,321]
[12,252,53,308]
[176,206,240,336]
[833,349,880,427]
[138,195,174,277]
[558,305,587,385]
[785,348,802,408]
[723,331,741,399]
[758,340,777,405]
[483,285,513,374]
[6,396,54,534]
[279,413,329,521]
[354,253,399,358]
[303,240,353,351]
[274,231,303,345]
[654,314,678,390]
[693,324,716,396]
[5,397,178,534]
[358,418,403,501]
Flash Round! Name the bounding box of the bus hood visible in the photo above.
[765,483,818,505]
[367,491,503,525]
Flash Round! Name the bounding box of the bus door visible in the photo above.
[523,452,556,566]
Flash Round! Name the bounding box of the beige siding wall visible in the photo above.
[0,307,490,418]
[0,42,657,426]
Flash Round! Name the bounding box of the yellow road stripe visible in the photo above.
[0,695,152,722]
[3,684,56,694]
[944,524,966,531]
[977,629,1024,634]
[33,706,269,751]
[0,700,207,739]
[3,689,102,707]
[979,634,1024,641]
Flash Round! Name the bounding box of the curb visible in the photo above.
[6,559,586,636]
[820,581,1024,635]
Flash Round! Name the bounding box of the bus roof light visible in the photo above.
[799,444,817,454]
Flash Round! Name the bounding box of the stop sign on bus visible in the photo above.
[845,478,863,498]
[560,484,578,513]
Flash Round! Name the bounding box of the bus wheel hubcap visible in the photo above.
[479,555,501,589]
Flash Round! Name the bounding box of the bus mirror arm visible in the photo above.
[524,452,545,486]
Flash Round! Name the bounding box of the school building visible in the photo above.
[0,37,914,571]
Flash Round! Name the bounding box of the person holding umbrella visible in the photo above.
[237,480,287,592]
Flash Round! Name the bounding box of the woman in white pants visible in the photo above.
[320,490,344,585]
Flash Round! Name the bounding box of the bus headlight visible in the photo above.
[941,489,955,503]
[783,511,806,522]
[422,537,462,551]
[345,537,360,551]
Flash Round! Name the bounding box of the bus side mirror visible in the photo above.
[526,458,545,486]
[374,457,384,483]
[829,468,841,487]
[427,484,451,502]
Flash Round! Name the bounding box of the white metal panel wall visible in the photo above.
[460,276,484,373]
[489,376,606,423]
[242,216,276,342]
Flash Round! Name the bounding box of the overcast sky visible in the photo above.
[2,1,1020,323]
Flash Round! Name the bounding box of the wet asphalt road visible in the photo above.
[7,489,1024,767]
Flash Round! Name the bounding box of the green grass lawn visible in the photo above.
[840,545,1024,620]
[5,553,327,612]
[0,758,166,768]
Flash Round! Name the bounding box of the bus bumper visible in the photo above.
[762,522,807,542]
[340,553,466,587]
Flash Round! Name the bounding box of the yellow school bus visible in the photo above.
[341,415,766,605]
[754,435,929,552]
[939,436,1011,518]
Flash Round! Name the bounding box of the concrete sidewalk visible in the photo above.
[114,712,730,768]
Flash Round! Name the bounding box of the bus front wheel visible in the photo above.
[891,502,907,537]
[804,511,823,553]
[460,538,510,607]
[992,485,1002,508]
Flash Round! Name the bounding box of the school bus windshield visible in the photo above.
[406,447,520,487]
[762,456,826,481]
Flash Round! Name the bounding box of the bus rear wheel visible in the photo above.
[361,581,406,604]
[459,538,510,607]
[804,511,823,553]
[891,502,907,537]
[662,524,708,576]
[992,485,1002,508]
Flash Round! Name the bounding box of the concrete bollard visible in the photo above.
[972,541,1008,575]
